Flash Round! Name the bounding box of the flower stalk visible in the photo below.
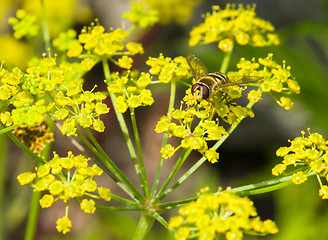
[132,213,155,240]
[151,79,177,195]
[24,190,41,240]
[40,0,52,54]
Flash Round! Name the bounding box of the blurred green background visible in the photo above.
[1,0,328,239]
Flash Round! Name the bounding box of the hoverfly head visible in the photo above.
[191,82,210,101]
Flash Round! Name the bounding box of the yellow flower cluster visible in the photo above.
[156,95,229,163]
[76,25,129,57]
[8,9,39,39]
[230,53,299,110]
[206,90,255,126]
[53,29,80,52]
[123,3,159,28]
[168,188,278,240]
[12,120,54,155]
[189,4,280,52]
[146,54,191,83]
[107,70,154,113]
[132,0,201,25]
[17,151,111,234]
[66,4,156,62]
[0,56,109,136]
[273,130,328,199]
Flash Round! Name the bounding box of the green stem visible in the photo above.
[25,123,53,240]
[151,134,168,196]
[230,172,316,196]
[159,173,316,212]
[219,45,234,73]
[154,148,192,203]
[102,57,148,201]
[233,179,292,196]
[316,173,323,188]
[82,128,125,181]
[0,134,7,240]
[130,108,150,197]
[96,205,146,212]
[132,213,155,240]
[110,193,141,206]
[111,105,146,197]
[159,197,198,211]
[40,0,52,54]
[159,156,207,203]
[5,127,45,164]
[212,100,256,152]
[75,129,121,183]
[151,79,177,196]
[24,191,41,240]
[149,209,168,229]
[77,129,144,202]
[0,125,16,135]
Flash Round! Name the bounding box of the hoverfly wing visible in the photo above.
[238,75,263,84]
[186,53,208,80]
[218,76,263,89]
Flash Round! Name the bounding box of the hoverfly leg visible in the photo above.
[218,91,237,107]
[207,101,215,119]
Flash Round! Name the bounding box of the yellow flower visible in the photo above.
[273,129,328,198]
[39,194,54,208]
[17,172,36,185]
[228,53,298,110]
[160,144,176,159]
[205,148,219,164]
[280,96,294,110]
[174,227,190,240]
[133,0,200,25]
[80,199,96,214]
[169,189,278,239]
[189,4,279,51]
[247,90,262,103]
[271,164,286,176]
[98,187,111,201]
[49,180,64,195]
[56,216,72,234]
[123,3,159,27]
[218,38,234,52]
[319,185,328,199]
[292,171,308,184]
[168,216,184,229]
[117,56,133,69]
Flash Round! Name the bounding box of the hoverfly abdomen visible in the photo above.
[206,72,229,91]
[207,72,229,86]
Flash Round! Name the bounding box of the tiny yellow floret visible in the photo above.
[17,172,36,185]
[56,216,72,234]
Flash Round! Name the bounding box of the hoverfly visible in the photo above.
[186,53,262,101]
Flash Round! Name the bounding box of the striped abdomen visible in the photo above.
[203,72,229,89]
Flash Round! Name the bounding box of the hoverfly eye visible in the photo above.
[200,86,210,99]
[191,83,210,100]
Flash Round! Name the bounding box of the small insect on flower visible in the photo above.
[186,53,262,101]
[13,120,54,155]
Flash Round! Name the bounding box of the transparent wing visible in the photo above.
[219,76,263,88]
[186,53,208,80]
